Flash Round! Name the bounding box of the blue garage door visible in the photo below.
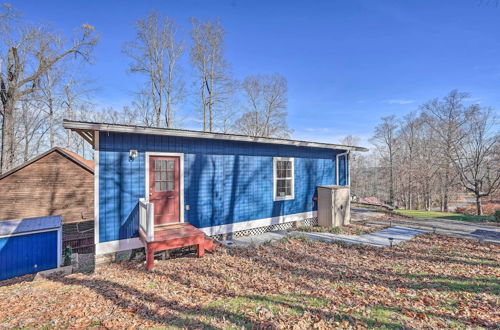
[0,230,58,281]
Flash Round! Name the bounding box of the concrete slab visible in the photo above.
[221,231,289,247]
[34,266,72,281]
[223,227,425,248]
[288,226,425,247]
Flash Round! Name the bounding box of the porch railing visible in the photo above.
[139,198,154,242]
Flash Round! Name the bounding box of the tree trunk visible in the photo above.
[23,131,29,162]
[49,98,55,148]
[389,159,395,206]
[476,194,482,216]
[443,168,449,212]
[208,80,213,132]
[166,90,172,128]
[201,78,207,131]
[1,98,16,173]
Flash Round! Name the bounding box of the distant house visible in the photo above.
[63,120,367,257]
[0,147,94,252]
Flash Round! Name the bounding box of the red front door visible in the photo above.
[149,156,180,225]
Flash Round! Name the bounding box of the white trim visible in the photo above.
[57,226,62,267]
[336,152,348,186]
[347,151,351,186]
[94,211,317,254]
[145,152,185,224]
[62,120,368,152]
[273,157,295,201]
[200,211,317,236]
[0,228,59,239]
[94,131,100,245]
[95,237,143,255]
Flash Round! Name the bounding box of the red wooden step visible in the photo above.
[139,223,211,271]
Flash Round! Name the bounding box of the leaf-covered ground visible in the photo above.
[293,220,389,236]
[1,232,499,329]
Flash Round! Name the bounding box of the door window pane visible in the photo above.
[153,158,176,192]
[166,181,174,191]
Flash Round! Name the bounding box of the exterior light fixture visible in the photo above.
[129,149,138,160]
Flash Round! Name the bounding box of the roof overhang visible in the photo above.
[63,120,369,152]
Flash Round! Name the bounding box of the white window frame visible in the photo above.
[273,157,295,201]
[336,151,350,186]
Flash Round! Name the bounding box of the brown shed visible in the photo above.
[0,148,94,252]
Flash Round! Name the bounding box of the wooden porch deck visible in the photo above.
[138,223,215,271]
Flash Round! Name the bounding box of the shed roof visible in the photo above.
[62,120,369,152]
[0,215,62,236]
[0,147,94,180]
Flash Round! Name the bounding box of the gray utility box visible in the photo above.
[317,185,351,227]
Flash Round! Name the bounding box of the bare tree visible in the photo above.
[421,90,472,211]
[414,120,441,210]
[449,108,499,215]
[38,63,65,148]
[0,4,98,172]
[18,97,47,161]
[190,18,232,132]
[124,11,184,128]
[371,115,399,206]
[398,112,421,209]
[235,73,292,138]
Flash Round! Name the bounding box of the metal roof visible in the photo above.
[62,120,369,152]
[0,216,62,237]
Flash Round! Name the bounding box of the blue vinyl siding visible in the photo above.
[0,231,58,281]
[99,132,348,242]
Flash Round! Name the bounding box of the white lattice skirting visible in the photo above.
[211,217,318,241]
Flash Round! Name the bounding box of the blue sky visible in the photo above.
[10,0,500,146]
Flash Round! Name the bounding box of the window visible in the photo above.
[154,159,175,192]
[273,157,294,201]
[336,153,349,186]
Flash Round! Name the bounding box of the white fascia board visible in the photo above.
[62,121,369,152]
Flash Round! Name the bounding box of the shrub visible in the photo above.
[455,203,499,216]
[63,245,73,266]
[494,211,500,223]
[482,204,499,216]
[455,206,471,215]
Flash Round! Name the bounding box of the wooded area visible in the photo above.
[349,90,499,215]
[0,6,292,173]
[0,5,498,216]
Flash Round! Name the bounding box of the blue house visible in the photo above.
[63,120,367,256]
